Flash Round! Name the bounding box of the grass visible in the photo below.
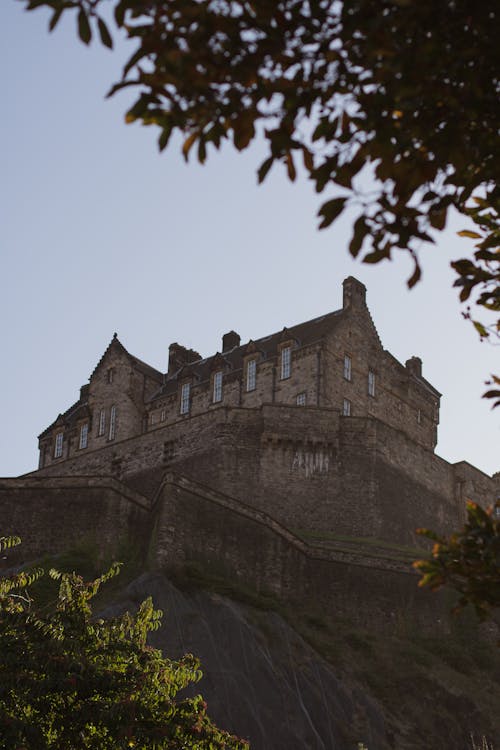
[293,529,427,561]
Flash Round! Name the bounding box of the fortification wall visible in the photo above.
[0,476,150,569]
[0,470,488,633]
[154,474,447,632]
[30,407,496,545]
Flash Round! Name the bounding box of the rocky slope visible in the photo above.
[104,572,500,750]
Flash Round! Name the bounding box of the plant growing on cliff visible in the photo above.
[18,0,499,400]
[0,536,248,749]
[414,501,500,624]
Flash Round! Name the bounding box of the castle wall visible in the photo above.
[0,476,150,568]
[154,474,449,632]
[31,406,497,546]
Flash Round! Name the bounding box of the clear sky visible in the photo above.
[1,3,498,479]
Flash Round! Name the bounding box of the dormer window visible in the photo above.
[180,383,191,415]
[213,371,223,403]
[296,392,306,406]
[54,432,63,458]
[280,346,291,380]
[79,423,88,450]
[343,398,351,416]
[246,359,257,392]
[343,355,352,381]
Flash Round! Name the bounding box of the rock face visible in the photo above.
[107,573,389,750]
[104,573,500,750]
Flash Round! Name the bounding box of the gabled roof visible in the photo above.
[38,400,90,440]
[90,333,163,383]
[149,307,345,401]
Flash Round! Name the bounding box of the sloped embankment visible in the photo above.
[104,572,500,750]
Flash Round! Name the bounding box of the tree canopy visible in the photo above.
[0,536,248,749]
[414,501,500,626]
[19,0,499,367]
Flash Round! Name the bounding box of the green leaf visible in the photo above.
[318,197,347,230]
[77,8,92,45]
[97,18,113,49]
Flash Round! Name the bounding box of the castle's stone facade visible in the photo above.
[32,276,497,545]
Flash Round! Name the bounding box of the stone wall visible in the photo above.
[1,471,448,633]
[31,406,497,545]
[0,476,150,569]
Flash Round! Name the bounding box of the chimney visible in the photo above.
[168,343,201,375]
[80,384,89,402]
[406,356,422,378]
[222,331,240,352]
[342,276,367,309]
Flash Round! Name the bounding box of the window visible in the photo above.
[246,359,256,392]
[54,432,63,458]
[109,405,116,440]
[180,383,190,415]
[213,371,223,403]
[150,413,156,426]
[417,408,422,425]
[160,409,166,422]
[107,368,114,384]
[343,398,351,416]
[296,392,306,406]
[343,355,352,381]
[98,409,106,436]
[368,370,376,397]
[79,423,88,450]
[281,346,291,379]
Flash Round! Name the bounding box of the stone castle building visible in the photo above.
[32,276,496,542]
[2,276,498,632]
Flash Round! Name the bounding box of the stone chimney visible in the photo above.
[406,356,423,378]
[80,384,89,402]
[168,343,201,375]
[342,276,367,309]
[222,331,240,352]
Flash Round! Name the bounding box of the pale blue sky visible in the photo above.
[1,3,498,478]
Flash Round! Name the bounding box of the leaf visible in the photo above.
[257,157,274,184]
[114,0,126,27]
[197,137,207,164]
[158,126,172,152]
[349,216,368,258]
[318,197,346,229]
[97,18,113,49]
[49,7,63,32]
[302,147,314,173]
[286,151,296,182]
[457,230,482,239]
[407,263,422,289]
[429,208,447,231]
[77,8,91,45]
[182,132,198,161]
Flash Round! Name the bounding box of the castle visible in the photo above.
[2,276,498,629]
